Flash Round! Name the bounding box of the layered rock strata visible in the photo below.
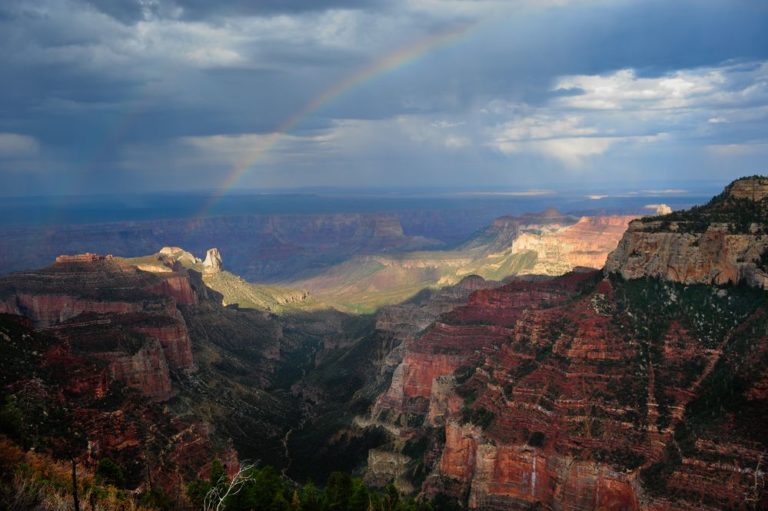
[0,256,196,400]
[606,176,768,288]
[371,269,768,510]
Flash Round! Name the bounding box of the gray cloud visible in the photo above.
[0,0,767,195]
[84,0,384,24]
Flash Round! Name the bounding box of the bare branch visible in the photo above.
[203,461,259,511]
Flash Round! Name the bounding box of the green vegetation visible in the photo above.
[453,365,476,385]
[203,270,323,313]
[508,359,537,381]
[96,457,126,488]
[639,176,768,233]
[526,431,545,448]
[612,277,764,350]
[188,463,434,511]
[287,246,538,314]
[593,448,645,470]
[640,444,682,496]
[0,436,153,511]
[0,396,24,445]
[402,436,430,460]
[456,386,477,405]
[614,272,768,498]
[683,310,768,448]
[461,407,495,429]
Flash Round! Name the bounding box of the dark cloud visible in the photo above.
[85,0,383,24]
[0,0,766,194]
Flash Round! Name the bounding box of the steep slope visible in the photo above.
[367,272,768,510]
[362,178,768,510]
[291,213,635,313]
[0,249,402,502]
[606,176,768,288]
[0,297,234,503]
[0,254,196,400]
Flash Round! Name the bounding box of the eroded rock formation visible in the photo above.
[366,179,768,510]
[0,313,236,497]
[370,269,768,510]
[203,247,223,274]
[511,215,636,275]
[0,256,196,400]
[606,177,768,288]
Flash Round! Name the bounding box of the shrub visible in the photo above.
[96,457,126,488]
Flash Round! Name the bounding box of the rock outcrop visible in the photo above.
[0,313,235,496]
[726,175,768,200]
[605,222,768,287]
[0,256,196,400]
[367,183,768,509]
[606,177,768,288]
[511,215,636,275]
[159,246,200,266]
[203,247,223,274]
[369,267,768,510]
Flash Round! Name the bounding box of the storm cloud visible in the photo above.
[1,0,767,195]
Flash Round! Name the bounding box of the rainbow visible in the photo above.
[199,22,477,215]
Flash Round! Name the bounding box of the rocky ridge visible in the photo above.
[203,247,223,274]
[124,246,315,312]
[606,176,768,288]
[292,213,635,313]
[0,256,197,400]
[0,212,446,282]
[362,178,768,510]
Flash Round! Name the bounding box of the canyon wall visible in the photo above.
[370,269,768,510]
[606,176,768,288]
[0,257,196,400]
[366,180,768,510]
[605,222,768,288]
[0,213,445,282]
[513,215,636,275]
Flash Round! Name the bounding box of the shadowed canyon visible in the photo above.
[1,178,767,509]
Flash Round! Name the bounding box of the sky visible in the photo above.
[0,0,767,196]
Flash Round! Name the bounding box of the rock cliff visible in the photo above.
[606,176,768,288]
[511,215,636,276]
[365,184,768,509]
[294,213,633,313]
[0,256,196,400]
[369,268,768,510]
[0,313,236,497]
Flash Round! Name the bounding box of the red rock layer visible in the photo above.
[0,256,196,400]
[1,313,230,496]
[374,271,768,510]
[374,272,595,423]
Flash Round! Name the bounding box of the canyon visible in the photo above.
[289,213,636,313]
[362,177,768,510]
[0,178,766,510]
[0,213,442,282]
